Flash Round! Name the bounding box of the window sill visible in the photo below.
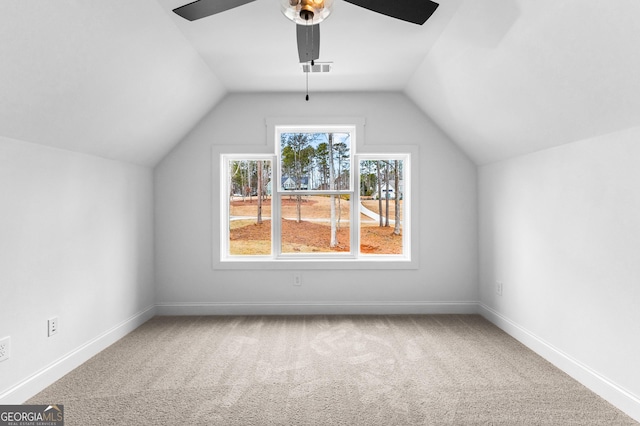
[214,256,417,270]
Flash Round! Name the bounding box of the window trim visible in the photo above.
[212,117,419,270]
[220,153,275,261]
[275,124,358,259]
[356,153,411,263]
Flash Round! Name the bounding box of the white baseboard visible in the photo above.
[0,305,156,404]
[478,303,640,423]
[155,301,479,316]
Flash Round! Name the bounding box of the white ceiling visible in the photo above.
[0,0,225,166]
[2,0,639,166]
[158,0,461,92]
[408,0,640,164]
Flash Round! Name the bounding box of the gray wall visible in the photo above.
[154,92,478,313]
[478,127,640,416]
[0,136,155,402]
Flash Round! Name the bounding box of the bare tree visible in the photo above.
[376,160,383,227]
[360,160,376,197]
[256,160,263,224]
[393,159,401,235]
[384,162,390,227]
[247,161,253,202]
[329,133,337,247]
[333,141,349,231]
[281,133,313,222]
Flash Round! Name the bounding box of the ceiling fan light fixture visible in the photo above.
[280,0,333,25]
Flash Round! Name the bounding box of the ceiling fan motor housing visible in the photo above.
[282,0,332,24]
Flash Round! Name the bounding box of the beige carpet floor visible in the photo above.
[28,315,637,425]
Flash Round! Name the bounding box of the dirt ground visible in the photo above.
[229,196,402,254]
[229,195,401,219]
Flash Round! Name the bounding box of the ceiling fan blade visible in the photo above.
[343,0,439,25]
[297,24,320,63]
[173,0,256,21]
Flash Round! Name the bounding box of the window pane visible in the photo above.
[227,160,272,255]
[280,132,351,191]
[280,195,351,253]
[359,159,404,255]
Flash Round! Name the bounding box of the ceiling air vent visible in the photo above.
[301,62,332,73]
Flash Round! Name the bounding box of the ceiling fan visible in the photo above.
[172,0,439,64]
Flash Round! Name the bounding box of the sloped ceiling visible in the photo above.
[407,0,640,164]
[0,1,225,166]
[2,1,639,166]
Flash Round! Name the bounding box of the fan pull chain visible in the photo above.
[306,69,309,101]
[305,15,314,101]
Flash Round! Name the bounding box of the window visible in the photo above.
[225,157,273,256]
[219,122,412,266]
[277,128,353,255]
[358,156,406,255]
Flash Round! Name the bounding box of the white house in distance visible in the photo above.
[265,176,310,195]
[280,176,309,191]
[0,2,639,422]
[373,181,404,200]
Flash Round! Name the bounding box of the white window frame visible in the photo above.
[213,117,417,270]
[356,153,411,262]
[275,124,358,260]
[220,154,275,261]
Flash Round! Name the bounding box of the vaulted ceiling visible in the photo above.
[2,1,639,166]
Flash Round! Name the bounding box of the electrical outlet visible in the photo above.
[496,281,503,296]
[0,336,10,362]
[48,317,59,337]
[293,273,302,286]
